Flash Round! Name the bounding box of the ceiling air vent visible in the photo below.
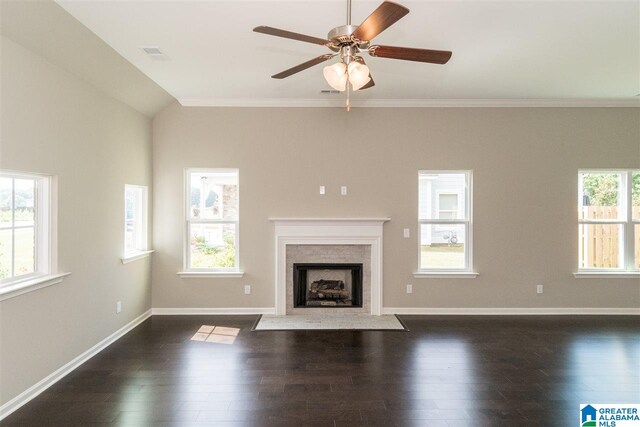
[140,46,168,60]
[320,90,341,94]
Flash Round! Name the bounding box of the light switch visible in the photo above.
[341,186,347,195]
[403,228,410,238]
[319,186,325,195]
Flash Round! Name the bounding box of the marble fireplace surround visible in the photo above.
[270,218,390,316]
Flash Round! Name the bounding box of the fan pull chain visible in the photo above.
[346,82,351,111]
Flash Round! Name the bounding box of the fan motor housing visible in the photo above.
[327,25,369,51]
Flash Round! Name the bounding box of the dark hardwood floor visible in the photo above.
[2,315,639,426]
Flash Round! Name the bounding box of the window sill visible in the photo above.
[121,250,155,264]
[177,271,245,278]
[573,271,640,279]
[413,271,479,279]
[0,272,71,302]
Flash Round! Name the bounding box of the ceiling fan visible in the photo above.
[253,0,452,109]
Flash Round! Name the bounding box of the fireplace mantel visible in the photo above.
[270,218,389,315]
[269,217,391,223]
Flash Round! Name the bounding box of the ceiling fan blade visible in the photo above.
[369,45,452,64]
[351,1,409,43]
[253,26,331,46]
[354,57,375,90]
[272,54,336,79]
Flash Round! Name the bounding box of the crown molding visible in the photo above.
[178,97,640,108]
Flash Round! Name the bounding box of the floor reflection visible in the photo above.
[409,337,477,413]
[567,333,640,403]
[190,324,240,344]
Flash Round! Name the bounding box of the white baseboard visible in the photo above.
[153,307,639,316]
[151,307,276,315]
[383,307,640,315]
[0,309,152,421]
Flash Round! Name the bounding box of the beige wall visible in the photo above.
[152,103,639,310]
[0,37,153,405]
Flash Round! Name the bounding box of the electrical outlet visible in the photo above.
[406,284,413,294]
[319,186,325,195]
[403,228,410,238]
[341,186,347,195]
[244,285,251,295]
[537,285,543,294]
[116,301,122,313]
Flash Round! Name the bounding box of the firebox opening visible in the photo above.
[293,263,363,308]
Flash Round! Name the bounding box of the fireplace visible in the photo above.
[293,263,363,308]
[271,218,389,315]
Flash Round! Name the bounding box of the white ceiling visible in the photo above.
[55,0,640,107]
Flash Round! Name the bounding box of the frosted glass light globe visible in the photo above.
[347,61,371,90]
[323,62,348,91]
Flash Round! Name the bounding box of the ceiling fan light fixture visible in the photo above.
[255,0,453,109]
[323,62,348,91]
[347,61,371,90]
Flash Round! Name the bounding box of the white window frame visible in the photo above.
[0,171,50,285]
[416,170,476,277]
[576,169,639,276]
[122,184,151,263]
[0,170,68,301]
[181,168,241,276]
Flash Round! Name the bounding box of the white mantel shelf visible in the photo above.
[269,218,390,224]
[271,217,388,316]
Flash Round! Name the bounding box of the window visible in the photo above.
[124,185,148,256]
[578,170,639,272]
[185,169,239,271]
[418,171,472,272]
[438,193,460,219]
[0,171,51,286]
